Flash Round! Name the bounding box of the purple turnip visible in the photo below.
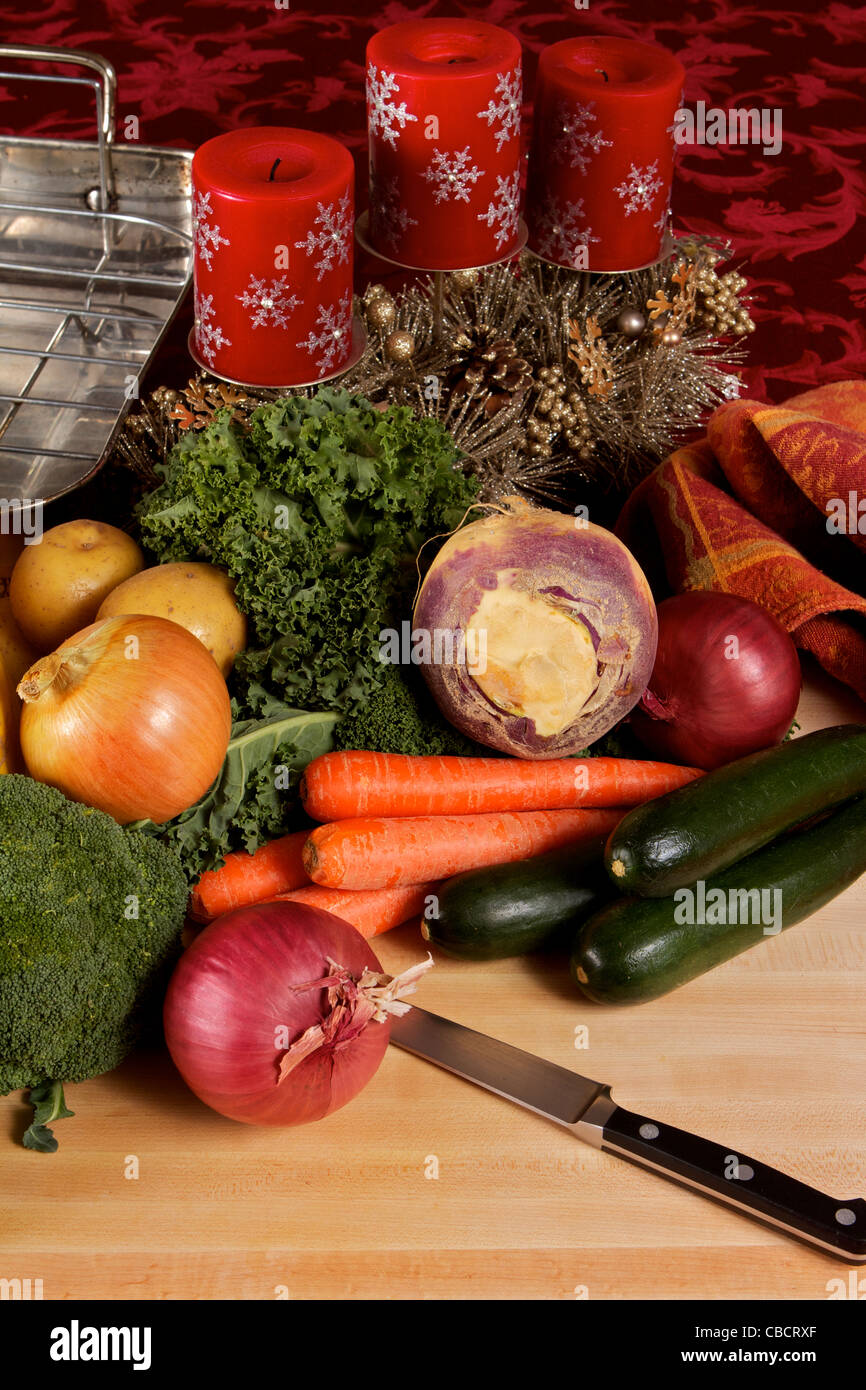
[413,498,657,758]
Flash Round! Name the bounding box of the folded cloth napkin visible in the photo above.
[616,380,866,701]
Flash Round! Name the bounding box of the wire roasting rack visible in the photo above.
[0,44,194,503]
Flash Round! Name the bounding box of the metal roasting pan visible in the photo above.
[0,44,194,504]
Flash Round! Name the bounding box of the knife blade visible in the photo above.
[389,1005,866,1262]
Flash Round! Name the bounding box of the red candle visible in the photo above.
[191,128,355,387]
[526,37,684,273]
[366,19,523,270]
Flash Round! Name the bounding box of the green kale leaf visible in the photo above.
[132,704,336,880]
[137,389,478,722]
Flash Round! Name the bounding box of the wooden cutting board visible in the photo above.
[2,666,864,1301]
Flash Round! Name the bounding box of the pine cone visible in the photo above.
[448,331,531,416]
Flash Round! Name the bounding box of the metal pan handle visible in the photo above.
[0,43,116,143]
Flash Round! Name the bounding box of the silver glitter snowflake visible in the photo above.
[654,202,671,237]
[192,190,230,270]
[296,291,352,374]
[551,99,612,173]
[294,193,353,280]
[367,64,418,148]
[423,147,485,204]
[369,170,418,250]
[668,91,685,144]
[235,274,301,329]
[614,160,664,215]
[476,65,522,151]
[477,170,520,251]
[194,290,231,366]
[534,194,598,268]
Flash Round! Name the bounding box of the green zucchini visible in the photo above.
[606,723,866,897]
[573,793,866,1004]
[422,842,612,961]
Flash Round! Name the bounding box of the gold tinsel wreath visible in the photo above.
[111,238,753,506]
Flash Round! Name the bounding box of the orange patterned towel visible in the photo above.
[616,381,866,701]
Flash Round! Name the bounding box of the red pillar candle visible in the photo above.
[191,128,355,387]
[366,19,523,270]
[526,37,684,273]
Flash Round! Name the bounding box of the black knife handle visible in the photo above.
[597,1102,866,1260]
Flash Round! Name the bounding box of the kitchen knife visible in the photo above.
[389,1005,866,1262]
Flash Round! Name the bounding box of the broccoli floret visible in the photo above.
[0,776,187,1147]
[334,662,489,757]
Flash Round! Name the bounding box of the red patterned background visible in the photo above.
[2,0,864,402]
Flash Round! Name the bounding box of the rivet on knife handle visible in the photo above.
[575,1094,866,1262]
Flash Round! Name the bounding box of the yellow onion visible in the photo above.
[17,614,232,824]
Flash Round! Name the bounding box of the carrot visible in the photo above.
[303,808,625,890]
[265,882,439,940]
[301,751,703,821]
[189,830,310,922]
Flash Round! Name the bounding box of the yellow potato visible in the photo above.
[97,561,247,677]
[9,520,144,651]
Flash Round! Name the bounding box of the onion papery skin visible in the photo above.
[413,499,658,758]
[163,902,391,1127]
[18,613,231,824]
[630,591,802,770]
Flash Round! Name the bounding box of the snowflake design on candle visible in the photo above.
[192,190,230,271]
[194,290,231,366]
[367,64,418,148]
[369,170,418,250]
[296,291,352,374]
[294,194,353,280]
[534,194,599,268]
[422,147,485,204]
[235,274,301,329]
[477,170,521,251]
[476,66,522,151]
[654,202,671,237]
[668,90,685,145]
[551,100,612,173]
[614,161,664,216]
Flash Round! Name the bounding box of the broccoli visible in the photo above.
[334,662,491,757]
[0,775,188,1150]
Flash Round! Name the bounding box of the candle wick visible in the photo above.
[596,68,609,82]
[269,157,281,182]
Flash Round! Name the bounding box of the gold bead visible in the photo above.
[366,295,396,331]
[661,327,682,346]
[450,267,480,291]
[384,329,416,362]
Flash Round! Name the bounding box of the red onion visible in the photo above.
[164,901,432,1126]
[630,591,801,770]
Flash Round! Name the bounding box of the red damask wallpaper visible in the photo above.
[2,0,864,401]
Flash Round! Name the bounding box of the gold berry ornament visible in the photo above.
[384,329,416,363]
[366,295,397,331]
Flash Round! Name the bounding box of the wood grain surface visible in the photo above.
[1,664,864,1301]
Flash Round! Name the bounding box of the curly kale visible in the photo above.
[0,776,188,1149]
[334,663,490,757]
[136,389,479,721]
